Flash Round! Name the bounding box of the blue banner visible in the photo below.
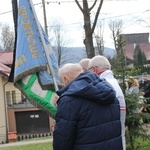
[38,27,61,89]
[12,0,60,118]
[14,0,47,82]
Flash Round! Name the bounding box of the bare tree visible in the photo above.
[108,19,123,54]
[94,20,104,55]
[0,24,15,51]
[138,19,150,28]
[49,18,71,66]
[75,0,104,58]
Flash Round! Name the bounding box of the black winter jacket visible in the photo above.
[53,72,122,150]
[139,80,150,98]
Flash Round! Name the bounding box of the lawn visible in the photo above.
[0,136,150,150]
[127,137,150,150]
[0,142,53,150]
[0,136,53,150]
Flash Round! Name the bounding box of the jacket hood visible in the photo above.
[57,72,117,105]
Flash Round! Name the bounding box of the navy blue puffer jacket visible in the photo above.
[53,72,123,150]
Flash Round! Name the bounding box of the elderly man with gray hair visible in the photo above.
[88,55,126,150]
[53,63,123,150]
[79,58,91,72]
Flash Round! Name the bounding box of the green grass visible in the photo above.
[1,136,150,150]
[127,137,150,150]
[21,136,52,142]
[0,142,53,150]
[0,136,53,150]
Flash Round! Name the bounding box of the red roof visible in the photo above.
[0,51,13,65]
[124,43,150,60]
[0,51,12,77]
[0,62,11,77]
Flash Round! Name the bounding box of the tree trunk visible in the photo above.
[129,134,135,150]
[83,0,95,58]
[75,0,104,58]
[84,33,95,58]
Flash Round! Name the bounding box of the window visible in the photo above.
[12,91,16,104]
[6,91,12,105]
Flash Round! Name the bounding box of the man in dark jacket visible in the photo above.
[139,72,150,113]
[53,63,123,150]
[139,72,150,98]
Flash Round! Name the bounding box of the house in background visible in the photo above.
[0,61,11,143]
[122,33,150,61]
[0,51,55,144]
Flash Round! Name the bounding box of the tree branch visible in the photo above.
[75,0,84,13]
[91,0,104,34]
[89,0,97,12]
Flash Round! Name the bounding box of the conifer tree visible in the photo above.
[114,35,150,150]
[133,44,147,67]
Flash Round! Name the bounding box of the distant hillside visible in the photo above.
[0,48,4,52]
[53,47,116,67]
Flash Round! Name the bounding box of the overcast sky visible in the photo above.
[0,0,150,49]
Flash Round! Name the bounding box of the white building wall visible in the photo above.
[0,76,7,143]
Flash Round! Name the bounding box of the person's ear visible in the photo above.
[93,66,98,74]
[60,76,65,87]
[63,75,70,86]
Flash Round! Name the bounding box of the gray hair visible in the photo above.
[79,58,91,71]
[88,55,111,70]
[59,63,83,80]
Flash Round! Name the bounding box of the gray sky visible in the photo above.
[0,0,150,49]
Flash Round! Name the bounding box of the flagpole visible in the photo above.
[29,0,59,91]
[42,0,48,36]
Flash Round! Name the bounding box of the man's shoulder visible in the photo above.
[143,80,150,86]
[58,95,87,105]
[146,80,150,83]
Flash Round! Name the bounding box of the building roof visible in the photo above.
[122,33,149,44]
[0,62,11,77]
[124,43,150,60]
[0,51,13,65]
[0,51,12,77]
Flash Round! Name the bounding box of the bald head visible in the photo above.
[59,63,83,87]
[79,58,91,72]
[88,55,111,74]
